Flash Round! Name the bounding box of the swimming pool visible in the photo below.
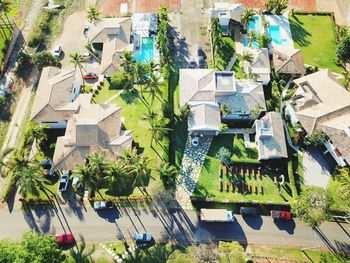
[242,36,259,48]
[248,16,261,34]
[268,25,287,45]
[133,37,155,63]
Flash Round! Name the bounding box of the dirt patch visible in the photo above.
[290,0,316,12]
[234,0,265,9]
[136,0,181,13]
[98,0,131,17]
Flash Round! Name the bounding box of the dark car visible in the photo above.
[240,207,256,215]
[83,72,98,79]
[197,46,205,57]
[270,210,291,220]
[189,56,196,68]
[198,56,205,68]
[41,159,55,177]
[56,233,74,245]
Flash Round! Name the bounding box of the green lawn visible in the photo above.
[24,177,59,202]
[289,13,342,73]
[193,156,293,204]
[250,245,348,262]
[327,179,350,213]
[94,82,169,196]
[0,27,11,65]
[215,36,235,71]
[208,134,259,163]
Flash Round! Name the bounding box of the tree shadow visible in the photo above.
[22,205,54,234]
[242,215,263,230]
[273,218,296,234]
[119,89,139,104]
[289,19,311,47]
[96,208,121,223]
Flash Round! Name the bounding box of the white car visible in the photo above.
[58,173,69,192]
[53,45,62,57]
[192,136,200,147]
[134,232,152,242]
[93,201,114,210]
[79,52,91,59]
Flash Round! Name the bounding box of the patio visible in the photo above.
[263,14,294,49]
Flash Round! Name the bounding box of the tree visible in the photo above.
[215,147,232,166]
[265,0,276,13]
[0,0,14,32]
[291,186,331,228]
[219,103,231,117]
[133,60,148,86]
[238,51,254,67]
[15,166,49,197]
[120,51,134,74]
[303,130,326,146]
[218,241,246,263]
[22,122,48,148]
[15,51,32,78]
[178,103,191,120]
[336,34,350,64]
[32,52,60,70]
[275,0,288,15]
[144,73,162,105]
[247,31,258,47]
[258,33,272,48]
[6,148,32,178]
[0,147,13,177]
[194,243,219,263]
[158,162,178,189]
[69,52,88,84]
[241,8,255,30]
[110,71,131,89]
[72,165,100,193]
[87,5,100,23]
[158,4,169,23]
[211,18,223,55]
[68,241,94,263]
[335,167,350,200]
[335,25,349,43]
[148,113,171,147]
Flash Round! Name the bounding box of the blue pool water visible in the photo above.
[248,16,261,34]
[269,25,282,44]
[242,36,259,48]
[133,37,155,63]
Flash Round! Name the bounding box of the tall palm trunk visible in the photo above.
[3,13,14,32]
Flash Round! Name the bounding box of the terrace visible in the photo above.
[263,14,294,49]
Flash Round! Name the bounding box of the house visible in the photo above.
[254,112,288,160]
[180,69,266,135]
[243,47,271,85]
[132,13,157,37]
[210,2,245,35]
[89,17,132,77]
[272,47,305,75]
[52,103,133,171]
[30,67,83,128]
[286,70,350,167]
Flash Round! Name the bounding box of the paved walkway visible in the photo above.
[175,135,213,209]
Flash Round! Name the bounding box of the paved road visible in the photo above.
[0,199,349,253]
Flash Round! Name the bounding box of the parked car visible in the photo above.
[240,207,256,215]
[192,136,200,147]
[83,25,89,34]
[53,45,62,57]
[197,46,205,57]
[58,173,69,192]
[189,56,196,68]
[270,210,291,220]
[83,72,98,80]
[198,56,205,68]
[41,159,55,177]
[134,232,152,242]
[93,201,114,210]
[80,52,91,60]
[56,233,74,245]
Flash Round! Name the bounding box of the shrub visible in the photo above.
[32,51,60,70]
[215,147,232,166]
[2,175,15,202]
[110,71,130,89]
[15,51,32,78]
[287,160,297,198]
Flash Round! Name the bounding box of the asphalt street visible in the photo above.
[0,199,349,254]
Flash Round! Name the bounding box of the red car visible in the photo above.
[270,210,291,220]
[83,72,98,79]
[56,233,75,245]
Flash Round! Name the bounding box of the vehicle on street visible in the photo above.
[189,56,196,68]
[200,209,234,222]
[56,233,74,245]
[270,210,291,220]
[53,45,62,57]
[240,207,256,215]
[58,173,69,192]
[83,72,98,80]
[134,232,152,242]
[94,201,114,210]
[80,52,91,60]
[83,25,89,34]
[192,135,200,146]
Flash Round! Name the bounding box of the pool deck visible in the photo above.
[263,14,294,50]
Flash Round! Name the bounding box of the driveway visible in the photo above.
[302,147,332,189]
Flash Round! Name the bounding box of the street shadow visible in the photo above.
[5,185,18,213]
[334,241,350,257]
[315,227,338,253]
[242,215,263,230]
[335,218,350,238]
[96,209,121,223]
[22,206,54,234]
[273,218,296,234]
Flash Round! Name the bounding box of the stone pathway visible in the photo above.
[175,135,213,209]
[225,53,236,71]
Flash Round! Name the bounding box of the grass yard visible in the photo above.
[0,27,11,65]
[231,58,245,79]
[92,82,122,104]
[24,177,59,202]
[289,13,342,73]
[215,36,235,71]
[94,82,169,197]
[250,245,348,262]
[193,156,293,204]
[327,179,350,214]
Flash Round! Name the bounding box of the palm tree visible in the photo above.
[144,73,162,105]
[0,0,14,32]
[86,151,111,182]
[0,147,13,177]
[148,114,171,147]
[72,165,100,193]
[132,61,148,97]
[69,242,94,263]
[22,122,48,148]
[247,31,258,47]
[158,4,169,23]
[337,168,350,200]
[69,52,88,84]
[146,60,159,74]
[120,51,134,74]
[211,18,223,55]
[87,5,100,23]
[219,103,231,117]
[275,0,288,15]
[157,162,178,189]
[241,8,255,30]
[15,166,49,197]
[6,148,32,178]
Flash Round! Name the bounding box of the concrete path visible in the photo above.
[225,53,236,71]
[303,148,332,189]
[175,135,213,209]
